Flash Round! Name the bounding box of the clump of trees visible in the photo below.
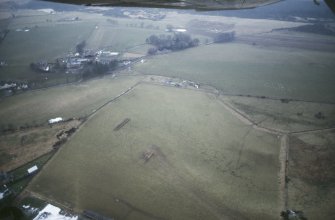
[30,61,51,73]
[106,19,118,25]
[0,29,9,44]
[213,31,235,43]
[82,60,118,79]
[280,210,307,220]
[166,24,174,32]
[146,33,199,55]
[76,40,86,54]
[314,111,325,120]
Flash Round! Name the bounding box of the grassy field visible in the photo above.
[134,43,335,103]
[0,75,142,129]
[287,130,335,220]
[29,83,280,220]
[86,24,164,52]
[163,12,304,35]
[222,96,335,132]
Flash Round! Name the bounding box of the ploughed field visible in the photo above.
[29,83,280,220]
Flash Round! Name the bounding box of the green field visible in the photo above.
[0,75,142,129]
[134,43,335,103]
[86,25,164,52]
[222,96,335,132]
[29,83,280,220]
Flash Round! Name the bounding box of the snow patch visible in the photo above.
[33,204,77,220]
[38,9,55,14]
[173,28,187,32]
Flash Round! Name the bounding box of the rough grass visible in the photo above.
[0,75,143,128]
[223,96,335,132]
[29,84,280,220]
[134,43,335,103]
[0,120,81,171]
[288,131,335,220]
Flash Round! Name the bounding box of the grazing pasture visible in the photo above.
[134,43,335,103]
[29,84,280,220]
[288,130,335,220]
[222,96,335,132]
[0,75,142,129]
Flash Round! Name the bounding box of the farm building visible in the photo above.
[27,165,38,174]
[0,185,11,200]
[48,117,63,124]
[0,171,13,185]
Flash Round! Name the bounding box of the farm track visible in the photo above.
[68,80,142,139]
[279,135,289,217]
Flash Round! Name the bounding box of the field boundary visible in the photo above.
[278,135,289,217]
[140,78,335,135]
